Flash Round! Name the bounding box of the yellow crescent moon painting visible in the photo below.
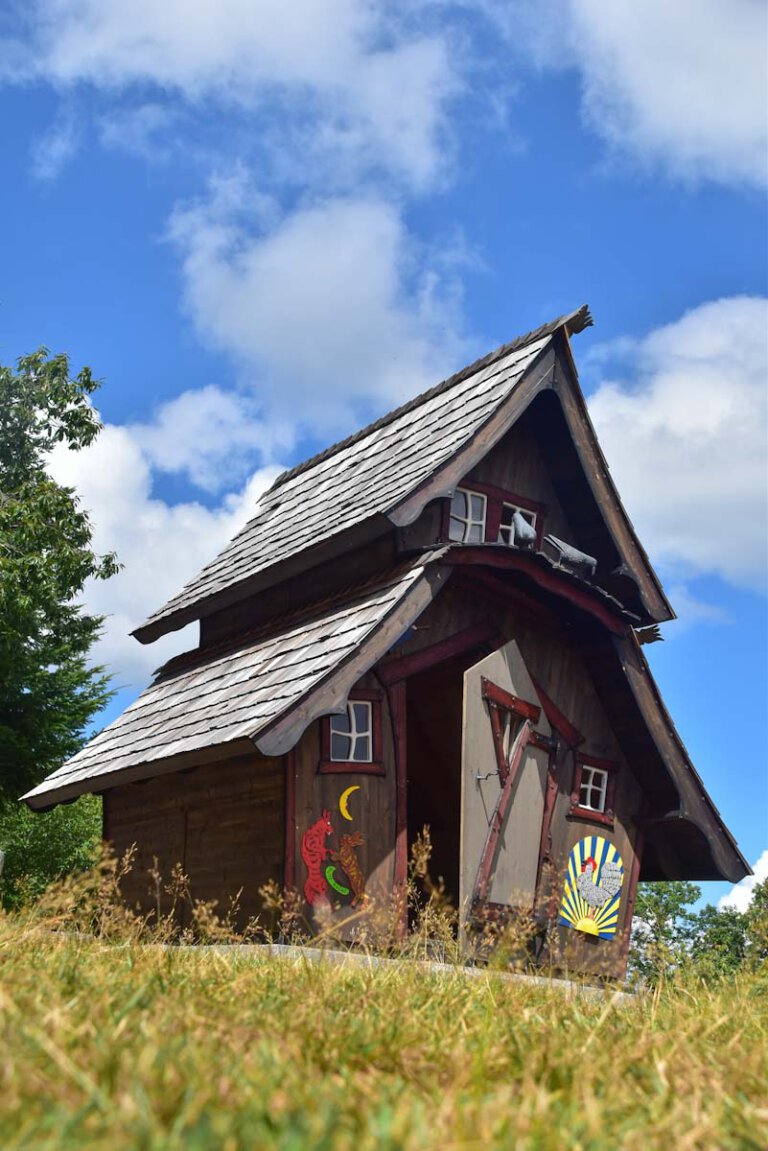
[339,785,360,821]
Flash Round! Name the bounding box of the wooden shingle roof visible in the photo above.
[134,307,593,644]
[23,555,447,809]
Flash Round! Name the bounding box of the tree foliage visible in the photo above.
[0,795,101,909]
[630,880,701,984]
[0,349,118,804]
[630,879,767,985]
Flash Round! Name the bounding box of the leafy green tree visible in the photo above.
[0,349,118,804]
[0,795,101,909]
[629,880,701,984]
[745,878,768,965]
[690,904,747,979]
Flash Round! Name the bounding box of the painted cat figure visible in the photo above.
[331,831,366,906]
[301,810,333,905]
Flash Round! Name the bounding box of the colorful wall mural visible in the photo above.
[558,836,624,940]
[301,788,367,908]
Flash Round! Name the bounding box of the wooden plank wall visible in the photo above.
[465,412,574,542]
[103,752,284,930]
[292,670,397,935]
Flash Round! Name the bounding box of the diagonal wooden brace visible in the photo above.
[472,719,534,907]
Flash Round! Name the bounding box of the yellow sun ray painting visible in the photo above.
[559,836,624,940]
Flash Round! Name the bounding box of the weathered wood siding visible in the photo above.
[292,671,397,933]
[103,753,284,929]
[465,410,574,542]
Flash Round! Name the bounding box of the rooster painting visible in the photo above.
[559,837,625,939]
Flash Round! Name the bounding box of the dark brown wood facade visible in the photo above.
[104,753,284,929]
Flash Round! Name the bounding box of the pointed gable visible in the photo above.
[133,310,588,643]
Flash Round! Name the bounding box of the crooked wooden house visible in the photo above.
[24,307,749,977]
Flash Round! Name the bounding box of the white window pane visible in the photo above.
[467,522,483,543]
[470,494,485,520]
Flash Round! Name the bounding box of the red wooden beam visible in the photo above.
[481,676,541,723]
[377,621,499,685]
[531,676,585,749]
[386,679,408,937]
[472,721,533,907]
[444,548,628,635]
[534,741,570,919]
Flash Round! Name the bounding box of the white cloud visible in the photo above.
[129,385,294,494]
[168,182,474,434]
[30,107,81,180]
[3,0,457,189]
[718,849,768,913]
[48,421,282,686]
[661,584,730,634]
[98,102,178,162]
[587,297,768,592]
[481,0,768,188]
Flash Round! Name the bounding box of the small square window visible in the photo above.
[579,765,609,812]
[330,702,372,762]
[319,693,385,775]
[568,755,618,826]
[449,488,487,543]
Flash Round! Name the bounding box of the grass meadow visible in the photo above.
[1,903,766,1151]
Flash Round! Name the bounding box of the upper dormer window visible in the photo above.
[445,483,545,549]
[449,488,487,543]
[498,503,537,548]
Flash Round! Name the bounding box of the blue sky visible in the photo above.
[1,1,766,909]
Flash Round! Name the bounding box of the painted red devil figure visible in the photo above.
[301,810,334,905]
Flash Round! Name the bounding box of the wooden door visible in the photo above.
[459,640,552,926]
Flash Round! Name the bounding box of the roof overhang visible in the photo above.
[24,556,451,810]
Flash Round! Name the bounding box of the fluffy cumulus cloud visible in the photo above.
[587,297,768,592]
[48,421,282,685]
[1,0,456,189]
[484,0,768,188]
[718,849,768,913]
[168,179,474,433]
[129,385,294,494]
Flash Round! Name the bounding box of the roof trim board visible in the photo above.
[552,330,674,623]
[254,561,447,756]
[388,349,557,527]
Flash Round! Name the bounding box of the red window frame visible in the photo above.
[318,689,385,775]
[442,481,547,550]
[568,753,619,827]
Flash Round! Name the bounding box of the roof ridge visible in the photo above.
[266,305,592,494]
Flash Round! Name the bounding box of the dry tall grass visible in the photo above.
[0,853,765,1150]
